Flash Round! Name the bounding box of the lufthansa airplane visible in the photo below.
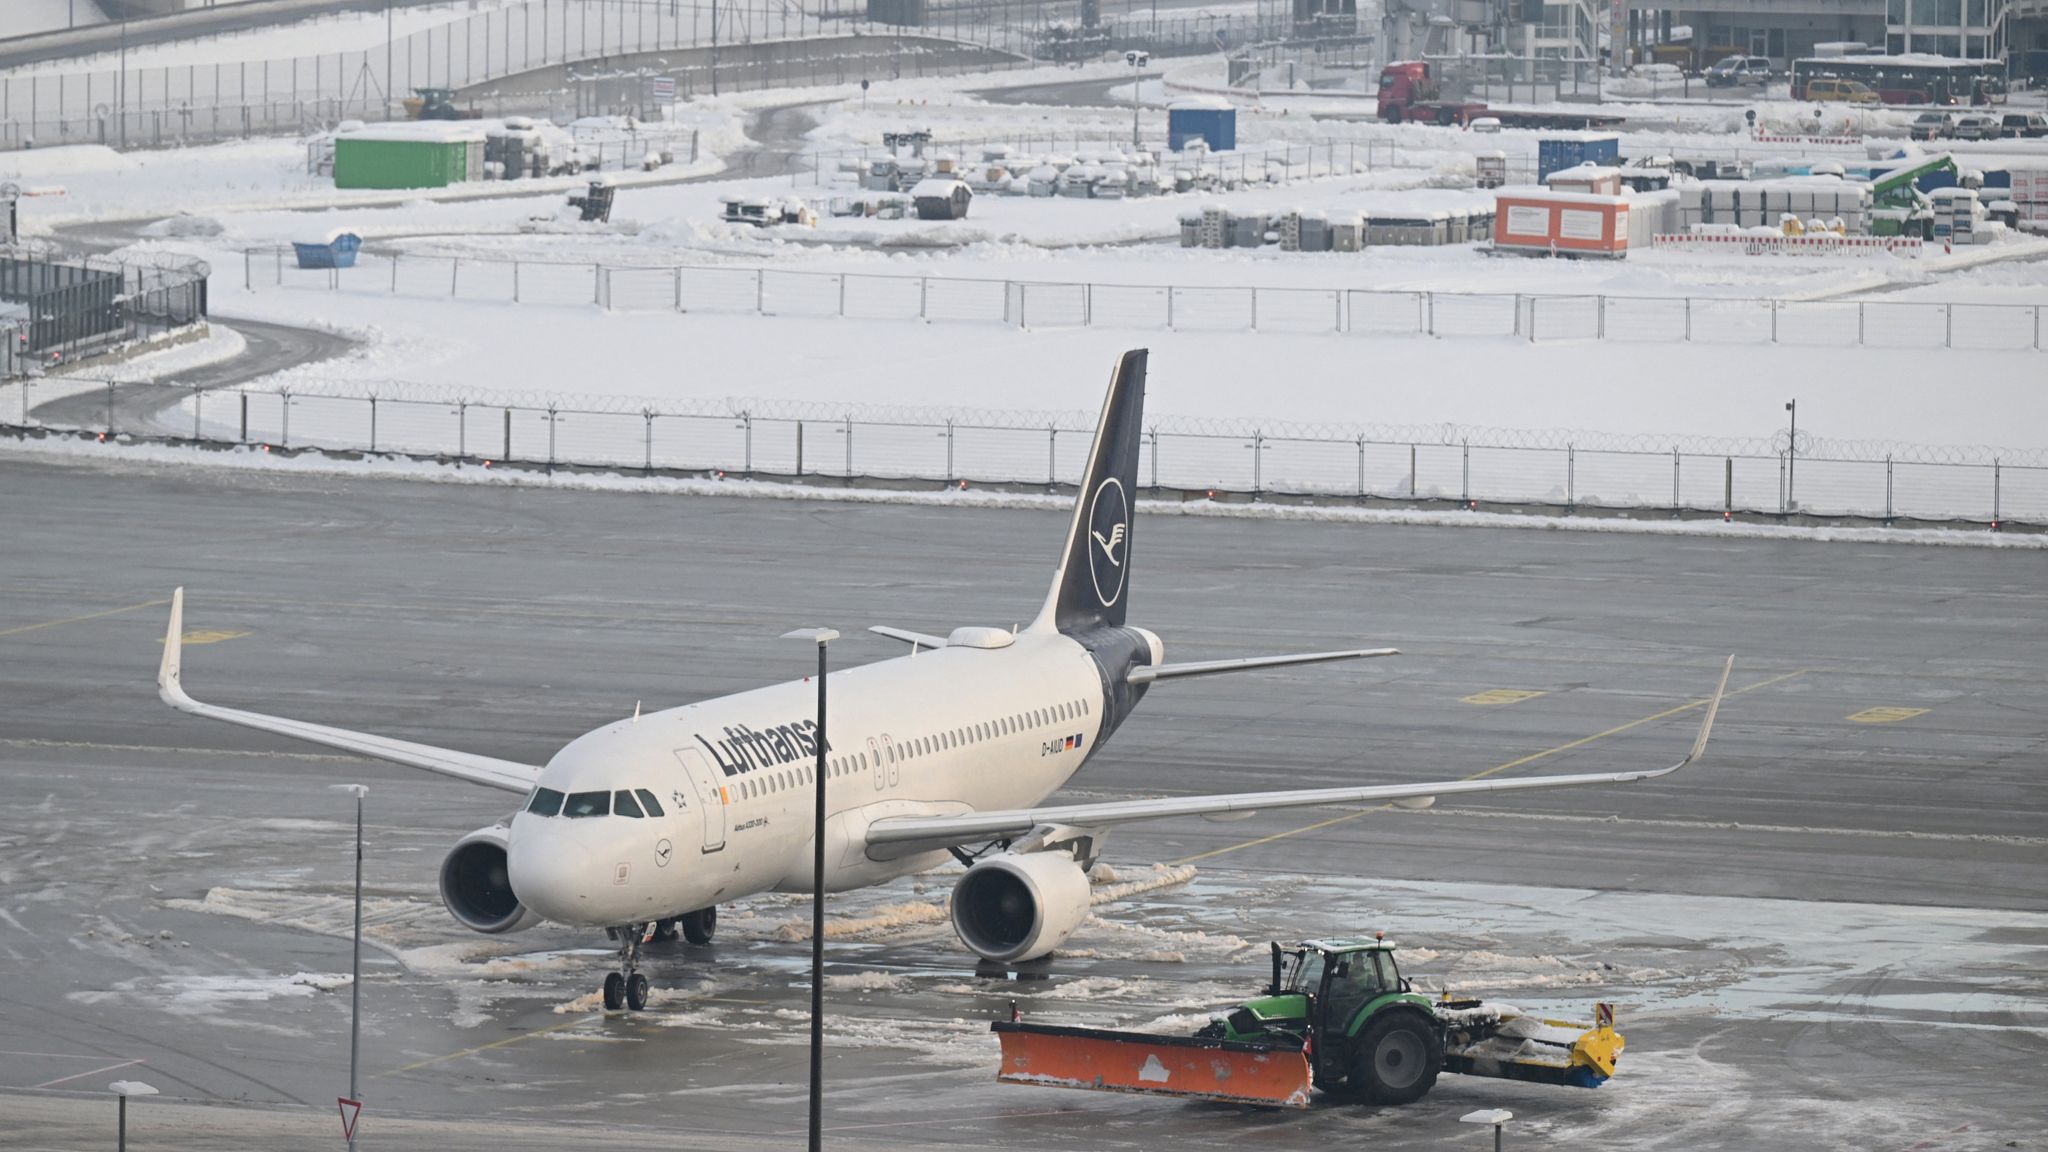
[158,349,1731,1011]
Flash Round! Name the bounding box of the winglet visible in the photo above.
[158,587,194,710]
[1688,655,1735,766]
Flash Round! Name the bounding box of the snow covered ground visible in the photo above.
[8,56,2048,523]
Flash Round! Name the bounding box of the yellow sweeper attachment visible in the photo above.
[1439,1000,1625,1089]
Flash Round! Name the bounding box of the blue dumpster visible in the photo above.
[1537,134,1620,181]
[1168,98,1237,152]
[293,232,362,269]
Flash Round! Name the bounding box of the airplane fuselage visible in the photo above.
[505,630,1120,929]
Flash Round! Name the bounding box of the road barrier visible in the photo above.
[1652,233,1924,256]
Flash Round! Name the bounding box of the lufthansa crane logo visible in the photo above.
[1087,477,1129,608]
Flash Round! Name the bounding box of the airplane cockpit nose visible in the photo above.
[506,819,594,923]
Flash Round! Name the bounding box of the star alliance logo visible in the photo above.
[1087,477,1129,608]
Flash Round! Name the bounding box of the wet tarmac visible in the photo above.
[1,454,2042,1150]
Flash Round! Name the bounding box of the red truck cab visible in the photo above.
[1377,61,1488,125]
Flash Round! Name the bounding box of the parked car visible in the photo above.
[1705,55,1772,87]
[1806,78,1880,104]
[1909,110,1958,140]
[1999,111,2048,138]
[1950,113,2000,141]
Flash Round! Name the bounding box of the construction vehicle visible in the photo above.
[993,938,1623,1108]
[1376,62,1625,129]
[405,88,482,121]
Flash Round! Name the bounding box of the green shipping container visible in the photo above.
[334,136,479,190]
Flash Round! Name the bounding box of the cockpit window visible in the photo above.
[527,787,564,817]
[636,789,665,817]
[614,790,644,818]
[562,790,610,818]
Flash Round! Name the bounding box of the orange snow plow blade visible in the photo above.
[992,1022,1312,1108]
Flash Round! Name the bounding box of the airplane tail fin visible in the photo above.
[1028,349,1147,636]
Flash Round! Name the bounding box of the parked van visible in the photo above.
[1806,78,1879,104]
[1705,56,1772,87]
[1999,111,2048,138]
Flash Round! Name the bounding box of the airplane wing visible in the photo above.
[157,588,543,794]
[864,656,1734,855]
[869,625,949,650]
[1129,647,1399,685]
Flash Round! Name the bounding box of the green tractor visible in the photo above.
[993,937,1623,1109]
[1198,938,1444,1104]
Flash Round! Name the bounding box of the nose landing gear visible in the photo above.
[602,922,651,1011]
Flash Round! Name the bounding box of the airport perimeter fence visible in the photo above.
[237,245,2048,354]
[0,0,1282,153]
[0,253,210,376]
[0,0,1007,151]
[4,374,2040,526]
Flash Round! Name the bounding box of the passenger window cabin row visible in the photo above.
[523,697,1095,815]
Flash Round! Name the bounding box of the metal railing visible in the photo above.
[5,376,2039,526]
[1,253,210,377]
[0,0,992,150]
[238,246,2048,353]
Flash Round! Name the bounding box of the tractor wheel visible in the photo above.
[1384,106,1404,124]
[1352,1009,1443,1105]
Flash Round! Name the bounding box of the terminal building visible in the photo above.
[1619,0,2037,70]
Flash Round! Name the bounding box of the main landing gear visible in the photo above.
[602,909,718,1011]
[603,923,650,1011]
[650,907,716,947]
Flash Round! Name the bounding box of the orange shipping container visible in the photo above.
[1492,190,1630,257]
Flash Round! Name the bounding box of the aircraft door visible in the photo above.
[671,747,728,853]
[882,734,899,787]
[866,737,883,791]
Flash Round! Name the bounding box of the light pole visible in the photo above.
[1459,1108,1513,1151]
[781,627,838,1152]
[109,1080,157,1152]
[385,0,394,122]
[1124,50,1150,150]
[1784,398,1797,511]
[330,783,369,1152]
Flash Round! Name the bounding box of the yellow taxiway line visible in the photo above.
[1170,667,1810,866]
[0,597,170,639]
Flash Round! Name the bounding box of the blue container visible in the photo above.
[1168,102,1237,152]
[293,232,362,269]
[1537,134,1619,181]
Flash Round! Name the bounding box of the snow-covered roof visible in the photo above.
[1494,187,1631,207]
[344,121,488,144]
[1794,52,1992,67]
[1540,131,1621,143]
[1545,165,1622,183]
[910,177,970,198]
[1169,96,1233,112]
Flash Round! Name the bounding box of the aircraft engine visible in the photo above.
[438,824,544,934]
[950,851,1091,963]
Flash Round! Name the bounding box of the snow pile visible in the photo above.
[822,970,910,993]
[1089,862,1197,904]
[770,900,950,942]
